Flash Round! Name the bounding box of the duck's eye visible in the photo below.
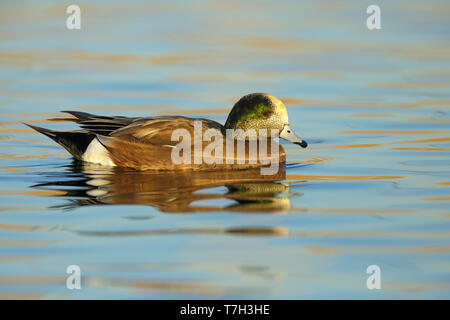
[287,130,291,133]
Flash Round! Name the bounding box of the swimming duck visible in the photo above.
[26,93,307,171]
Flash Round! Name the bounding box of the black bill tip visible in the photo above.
[294,140,308,148]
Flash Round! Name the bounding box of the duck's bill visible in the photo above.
[280,125,308,148]
[294,140,308,148]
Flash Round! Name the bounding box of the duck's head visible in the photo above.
[224,93,307,148]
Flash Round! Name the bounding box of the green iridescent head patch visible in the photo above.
[225,93,275,129]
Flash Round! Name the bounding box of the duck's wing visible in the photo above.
[62,110,138,135]
[94,116,285,170]
[109,116,224,146]
[88,116,225,170]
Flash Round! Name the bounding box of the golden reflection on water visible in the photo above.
[307,245,450,254]
[289,208,417,214]
[16,161,418,217]
[31,162,293,214]
[314,143,381,149]
[350,112,396,118]
[0,127,35,134]
[0,190,67,196]
[0,293,43,300]
[392,137,450,144]
[424,196,450,201]
[409,118,450,123]
[0,154,63,160]
[0,223,39,232]
[0,167,37,172]
[293,99,450,109]
[392,147,450,152]
[286,174,403,181]
[340,130,447,135]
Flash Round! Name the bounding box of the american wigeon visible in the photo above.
[26,93,307,171]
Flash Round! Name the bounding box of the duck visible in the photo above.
[26,93,307,171]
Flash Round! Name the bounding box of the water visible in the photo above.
[0,0,449,299]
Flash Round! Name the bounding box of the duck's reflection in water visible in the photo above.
[32,161,300,214]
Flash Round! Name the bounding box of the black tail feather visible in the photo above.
[25,123,95,160]
[61,110,105,122]
[61,111,134,135]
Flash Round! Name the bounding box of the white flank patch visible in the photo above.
[81,138,116,167]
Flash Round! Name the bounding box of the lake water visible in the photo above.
[0,0,449,299]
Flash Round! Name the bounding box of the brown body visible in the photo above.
[27,113,286,171]
[102,116,285,170]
